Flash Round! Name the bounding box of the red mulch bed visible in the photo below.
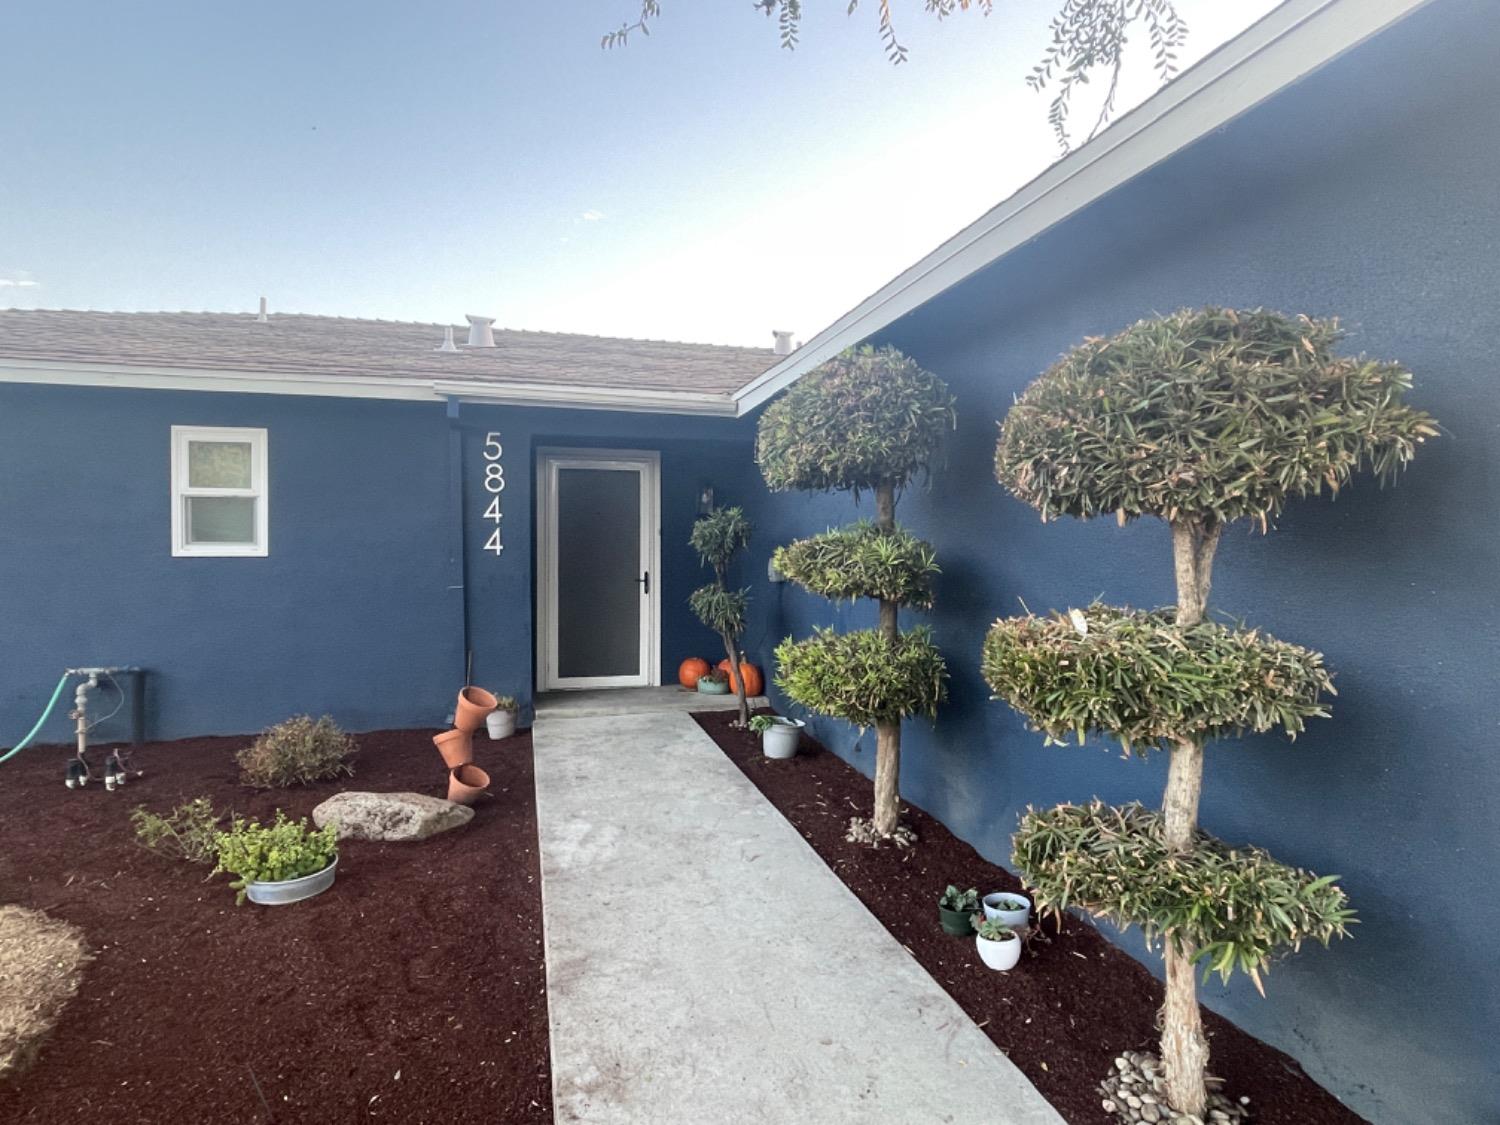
[0,729,551,1124]
[693,709,1367,1125]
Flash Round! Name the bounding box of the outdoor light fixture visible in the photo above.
[768,556,786,584]
[697,486,715,515]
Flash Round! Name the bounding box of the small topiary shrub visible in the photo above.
[212,811,338,905]
[690,506,755,726]
[1014,801,1354,988]
[130,797,223,864]
[236,714,356,788]
[774,626,946,729]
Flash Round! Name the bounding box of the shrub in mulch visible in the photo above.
[692,708,1368,1125]
[236,714,356,788]
[0,728,550,1123]
[0,907,89,1080]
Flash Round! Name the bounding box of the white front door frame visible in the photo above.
[536,447,661,692]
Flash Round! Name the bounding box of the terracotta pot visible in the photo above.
[716,660,764,697]
[678,657,711,689]
[454,686,497,733]
[433,729,474,769]
[448,763,490,805]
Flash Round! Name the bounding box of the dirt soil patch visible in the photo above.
[0,906,90,1079]
[693,709,1367,1125]
[0,729,550,1124]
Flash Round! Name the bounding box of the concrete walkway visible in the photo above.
[533,694,1064,1124]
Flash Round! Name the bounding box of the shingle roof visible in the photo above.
[0,309,778,396]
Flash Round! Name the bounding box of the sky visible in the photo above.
[0,1,1281,347]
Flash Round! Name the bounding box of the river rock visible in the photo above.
[312,791,473,841]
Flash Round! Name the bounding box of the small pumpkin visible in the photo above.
[716,659,764,697]
[678,657,712,689]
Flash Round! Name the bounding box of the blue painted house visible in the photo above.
[2,0,1494,1119]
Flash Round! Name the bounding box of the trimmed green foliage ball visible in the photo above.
[689,583,748,638]
[690,506,751,572]
[996,307,1438,527]
[981,604,1333,753]
[1013,801,1354,987]
[758,345,956,495]
[773,521,938,608]
[775,626,947,727]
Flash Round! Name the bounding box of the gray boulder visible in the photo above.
[312,791,473,842]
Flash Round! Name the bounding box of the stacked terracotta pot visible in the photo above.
[433,687,496,805]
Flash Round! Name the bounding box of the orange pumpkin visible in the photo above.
[678,657,711,689]
[716,659,764,697]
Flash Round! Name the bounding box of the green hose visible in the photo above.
[0,673,71,764]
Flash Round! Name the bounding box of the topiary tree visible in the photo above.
[984,307,1437,1116]
[758,344,954,839]
[690,506,754,727]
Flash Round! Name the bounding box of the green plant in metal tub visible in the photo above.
[212,811,339,906]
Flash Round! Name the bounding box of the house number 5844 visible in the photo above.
[482,431,504,555]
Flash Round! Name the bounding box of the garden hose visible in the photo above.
[0,673,71,764]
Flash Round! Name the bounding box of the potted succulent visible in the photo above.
[975,917,1022,971]
[212,811,339,906]
[938,885,979,936]
[696,668,731,695]
[749,713,805,760]
[486,695,519,740]
[982,892,1031,929]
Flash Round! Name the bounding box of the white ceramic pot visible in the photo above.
[486,708,517,740]
[762,718,805,759]
[976,931,1022,971]
[982,892,1031,929]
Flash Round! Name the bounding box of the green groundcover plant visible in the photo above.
[985,307,1434,1115]
[130,797,223,865]
[213,811,338,905]
[759,345,954,839]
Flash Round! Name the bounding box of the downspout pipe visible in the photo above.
[445,396,471,687]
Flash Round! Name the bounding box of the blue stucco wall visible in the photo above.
[0,384,752,745]
[739,3,1499,1121]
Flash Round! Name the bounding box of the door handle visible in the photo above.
[636,570,650,595]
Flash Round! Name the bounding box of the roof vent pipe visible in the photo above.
[465,314,496,347]
[772,330,794,356]
[256,297,269,323]
[435,325,460,353]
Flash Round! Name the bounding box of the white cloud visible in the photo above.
[579,210,605,222]
[0,278,39,287]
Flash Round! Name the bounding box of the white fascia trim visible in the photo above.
[0,360,437,401]
[732,0,1433,415]
[0,361,739,416]
[432,381,738,417]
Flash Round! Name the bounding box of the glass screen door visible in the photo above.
[538,450,660,690]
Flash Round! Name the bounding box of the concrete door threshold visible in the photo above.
[535,685,767,719]
[533,708,1064,1124]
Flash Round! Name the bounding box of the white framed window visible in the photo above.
[170,426,268,557]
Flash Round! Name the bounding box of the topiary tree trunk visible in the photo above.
[689,506,753,728]
[759,345,954,841]
[987,307,1437,1116]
